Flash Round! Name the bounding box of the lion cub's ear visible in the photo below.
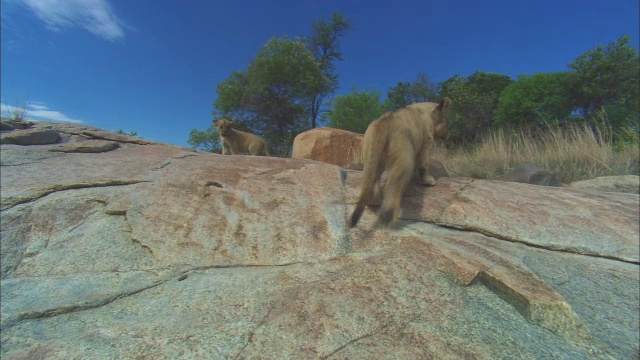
[437,97,452,113]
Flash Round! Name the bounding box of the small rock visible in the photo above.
[0,129,60,145]
[50,140,120,153]
[428,159,449,179]
[508,163,560,186]
[0,122,15,131]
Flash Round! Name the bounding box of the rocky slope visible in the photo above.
[1,122,638,359]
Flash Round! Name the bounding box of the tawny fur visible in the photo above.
[350,97,451,228]
[213,119,270,156]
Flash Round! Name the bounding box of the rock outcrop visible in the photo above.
[0,117,35,131]
[568,175,640,194]
[292,127,449,179]
[292,127,363,169]
[1,122,638,359]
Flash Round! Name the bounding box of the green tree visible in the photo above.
[306,11,352,128]
[493,72,576,128]
[187,125,220,153]
[439,71,513,145]
[386,73,439,109]
[326,88,388,134]
[568,36,639,133]
[214,37,325,156]
[214,71,249,121]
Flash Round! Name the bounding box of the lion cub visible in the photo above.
[213,119,270,156]
[350,98,451,228]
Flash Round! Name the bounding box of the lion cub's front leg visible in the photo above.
[221,139,235,155]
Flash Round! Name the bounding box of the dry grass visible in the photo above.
[434,122,639,184]
[2,94,29,122]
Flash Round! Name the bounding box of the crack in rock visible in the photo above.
[171,152,200,159]
[1,180,149,211]
[434,178,475,220]
[130,236,154,256]
[321,322,392,359]
[233,308,274,360]
[243,168,281,179]
[435,222,639,265]
[1,277,168,332]
[99,202,154,256]
[150,160,172,171]
[2,262,306,332]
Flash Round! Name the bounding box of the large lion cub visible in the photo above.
[350,98,451,228]
[213,119,270,156]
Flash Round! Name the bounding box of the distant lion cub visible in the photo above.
[213,119,270,156]
[350,98,451,228]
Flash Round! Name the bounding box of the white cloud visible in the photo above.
[1,102,84,123]
[27,102,50,111]
[14,0,126,42]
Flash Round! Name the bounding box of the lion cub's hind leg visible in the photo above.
[367,160,386,206]
[350,157,385,227]
[247,139,270,156]
[415,141,436,186]
[248,142,262,156]
[376,153,415,228]
[416,168,436,186]
[370,183,383,206]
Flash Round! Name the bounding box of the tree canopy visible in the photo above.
[190,29,638,153]
[493,72,575,128]
[439,71,513,144]
[187,125,220,153]
[326,88,388,134]
[568,35,639,130]
[192,12,352,156]
[386,73,439,109]
[213,37,324,156]
[306,11,352,128]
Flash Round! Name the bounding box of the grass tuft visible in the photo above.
[434,117,639,184]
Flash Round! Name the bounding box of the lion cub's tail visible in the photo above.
[350,200,366,228]
[350,121,386,227]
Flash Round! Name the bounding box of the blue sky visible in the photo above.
[1,0,638,147]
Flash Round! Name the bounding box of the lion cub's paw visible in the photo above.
[420,175,436,186]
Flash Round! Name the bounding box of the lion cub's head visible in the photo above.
[434,97,452,140]
[213,119,234,136]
